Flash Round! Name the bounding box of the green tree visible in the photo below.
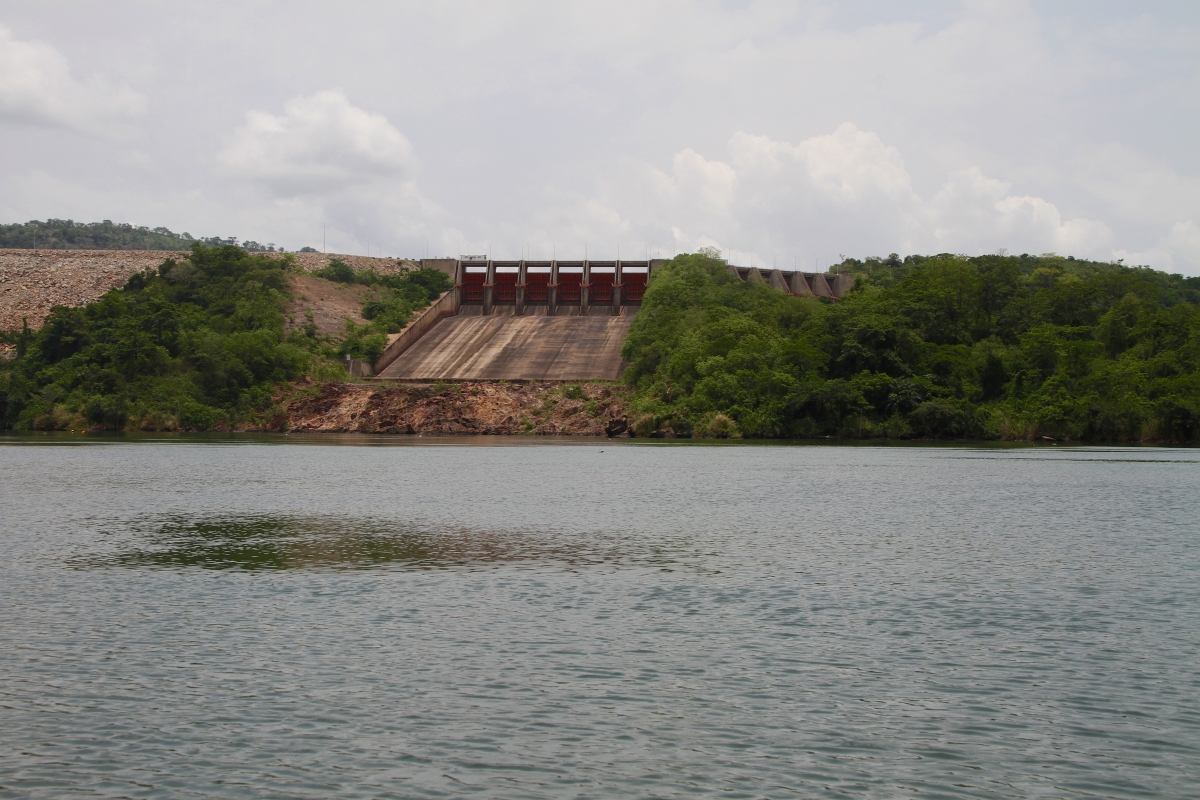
[619,249,1200,442]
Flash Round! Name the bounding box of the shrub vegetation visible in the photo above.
[623,249,1200,441]
[5,242,1193,441]
[0,245,450,431]
[310,258,452,363]
[0,218,280,251]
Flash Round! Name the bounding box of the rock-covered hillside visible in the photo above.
[0,249,415,333]
[0,249,186,332]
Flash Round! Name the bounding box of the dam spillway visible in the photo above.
[372,257,855,382]
[373,258,656,382]
[375,311,635,381]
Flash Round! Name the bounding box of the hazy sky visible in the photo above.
[1,1,1198,272]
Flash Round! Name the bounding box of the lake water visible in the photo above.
[1,436,1198,798]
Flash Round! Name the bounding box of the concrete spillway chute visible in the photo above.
[374,256,855,381]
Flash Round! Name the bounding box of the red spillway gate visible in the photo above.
[493,270,517,303]
[623,271,647,302]
[590,271,614,303]
[524,271,550,302]
[557,271,582,303]
[461,269,486,303]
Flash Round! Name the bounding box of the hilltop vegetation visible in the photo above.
[0,246,449,431]
[4,239,1195,441]
[308,257,452,363]
[0,219,281,252]
[623,250,1200,441]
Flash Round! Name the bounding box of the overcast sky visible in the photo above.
[1,1,1197,272]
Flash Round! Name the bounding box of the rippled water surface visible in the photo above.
[1,435,1198,798]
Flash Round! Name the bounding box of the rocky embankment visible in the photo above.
[278,380,630,436]
[0,248,414,333]
[0,249,186,332]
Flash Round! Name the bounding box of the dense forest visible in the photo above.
[0,246,449,431]
[622,250,1200,441]
[0,219,280,252]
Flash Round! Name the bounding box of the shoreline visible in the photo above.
[3,428,1192,448]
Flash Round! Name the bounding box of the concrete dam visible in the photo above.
[373,258,855,382]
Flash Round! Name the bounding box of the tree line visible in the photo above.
[0,219,281,252]
[3,241,1195,441]
[621,250,1200,441]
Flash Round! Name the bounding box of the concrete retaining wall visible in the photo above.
[343,358,374,377]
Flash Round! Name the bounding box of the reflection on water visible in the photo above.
[78,514,673,572]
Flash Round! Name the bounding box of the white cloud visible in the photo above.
[212,90,448,255]
[728,126,916,209]
[0,3,1196,270]
[219,89,417,196]
[0,24,145,135]
[670,148,737,218]
[1072,143,1200,226]
[929,168,1113,257]
[1164,220,1200,264]
[565,124,1119,267]
[1115,219,1200,272]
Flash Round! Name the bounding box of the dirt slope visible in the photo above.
[286,274,376,337]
